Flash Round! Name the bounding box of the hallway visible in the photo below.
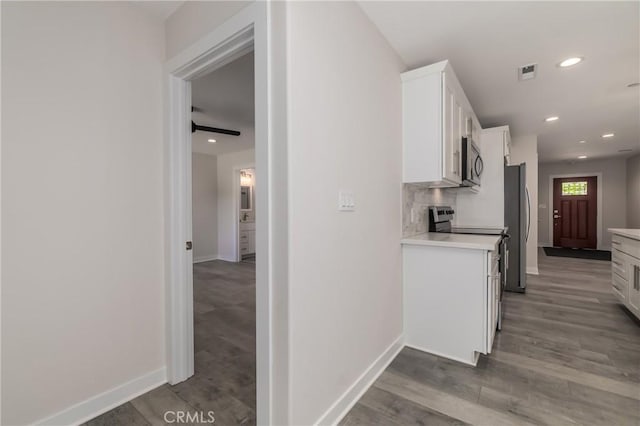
[85,260,256,425]
[341,250,640,425]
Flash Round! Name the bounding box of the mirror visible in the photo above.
[240,185,252,211]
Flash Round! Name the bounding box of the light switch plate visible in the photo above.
[338,190,355,212]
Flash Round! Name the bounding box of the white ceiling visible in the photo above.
[191,52,255,156]
[359,1,640,163]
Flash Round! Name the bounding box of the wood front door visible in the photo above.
[553,176,597,249]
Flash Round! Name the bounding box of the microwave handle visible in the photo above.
[474,155,484,177]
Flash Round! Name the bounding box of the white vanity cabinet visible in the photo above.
[402,233,501,366]
[402,60,481,187]
[239,230,255,256]
[610,229,640,319]
[240,222,256,257]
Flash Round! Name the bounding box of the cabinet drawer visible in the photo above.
[612,248,629,281]
[612,272,627,302]
[611,234,640,259]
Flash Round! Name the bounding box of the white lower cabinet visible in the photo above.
[610,231,640,319]
[403,243,499,366]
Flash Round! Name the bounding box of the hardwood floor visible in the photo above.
[84,260,256,426]
[340,250,640,425]
[86,251,639,425]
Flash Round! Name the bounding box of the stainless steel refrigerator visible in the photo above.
[504,163,529,292]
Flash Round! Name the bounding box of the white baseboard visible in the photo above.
[35,367,166,426]
[404,343,478,367]
[217,254,238,262]
[193,254,219,264]
[526,266,539,275]
[315,335,404,426]
[538,241,551,248]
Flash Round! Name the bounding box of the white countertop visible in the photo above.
[609,228,640,241]
[401,232,501,251]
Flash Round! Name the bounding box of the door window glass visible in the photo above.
[561,181,588,196]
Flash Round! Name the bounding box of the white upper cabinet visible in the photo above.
[503,129,512,165]
[402,60,481,187]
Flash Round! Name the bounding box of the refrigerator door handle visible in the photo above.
[525,186,531,243]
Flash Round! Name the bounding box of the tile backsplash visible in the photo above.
[403,184,457,237]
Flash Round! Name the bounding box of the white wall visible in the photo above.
[539,157,628,249]
[510,135,539,274]
[287,2,404,424]
[1,3,165,424]
[192,153,218,262]
[217,149,255,261]
[627,154,640,229]
[164,1,251,60]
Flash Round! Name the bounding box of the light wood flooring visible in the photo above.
[341,250,640,425]
[84,260,256,426]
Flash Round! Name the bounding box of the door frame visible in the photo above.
[547,173,603,250]
[235,164,255,262]
[163,3,273,424]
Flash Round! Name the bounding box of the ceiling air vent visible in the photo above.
[518,63,537,81]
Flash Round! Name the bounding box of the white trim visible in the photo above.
[217,254,239,263]
[193,255,219,264]
[526,267,540,275]
[164,3,274,424]
[404,343,479,367]
[547,173,603,250]
[315,336,404,426]
[35,368,166,426]
[538,241,551,248]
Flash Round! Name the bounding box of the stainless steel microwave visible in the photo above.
[461,137,483,186]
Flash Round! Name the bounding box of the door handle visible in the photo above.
[553,215,561,219]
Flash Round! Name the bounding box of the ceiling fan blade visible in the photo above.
[191,121,241,136]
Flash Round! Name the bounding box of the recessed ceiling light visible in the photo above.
[207,139,217,143]
[578,140,586,144]
[628,82,640,88]
[545,116,559,122]
[578,155,588,159]
[602,133,614,139]
[558,57,583,68]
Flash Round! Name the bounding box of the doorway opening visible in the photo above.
[238,168,256,263]
[165,7,275,423]
[553,175,598,249]
[188,50,256,423]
